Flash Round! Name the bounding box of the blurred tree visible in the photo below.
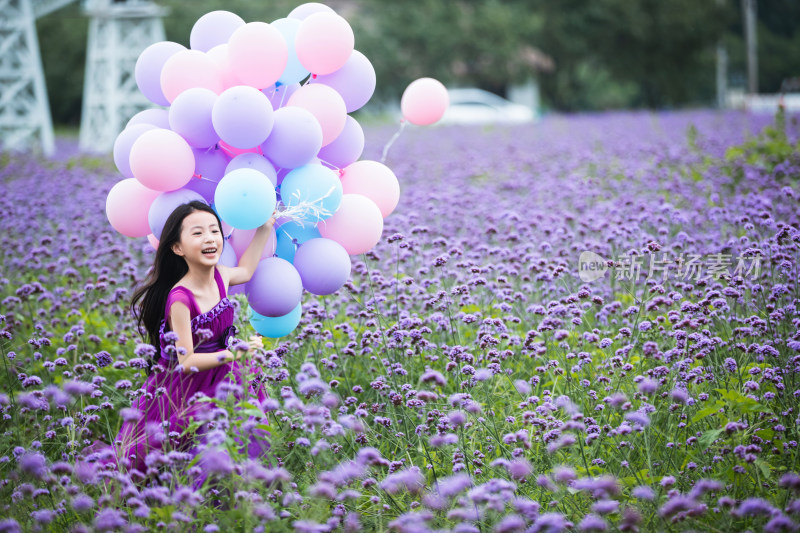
[33,0,800,124]
[531,0,730,110]
[355,0,546,102]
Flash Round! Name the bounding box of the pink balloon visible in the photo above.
[212,86,274,149]
[161,50,223,103]
[135,41,186,106]
[401,78,449,126]
[113,123,156,178]
[228,22,288,89]
[106,178,161,237]
[218,141,261,159]
[288,2,335,20]
[295,12,354,75]
[168,88,219,148]
[147,234,159,250]
[317,115,364,169]
[126,108,170,129]
[340,160,400,218]
[229,227,277,260]
[129,129,196,191]
[312,50,375,112]
[207,44,242,90]
[190,10,245,52]
[318,194,383,255]
[287,84,346,146]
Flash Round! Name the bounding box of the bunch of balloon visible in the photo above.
[104,2,445,338]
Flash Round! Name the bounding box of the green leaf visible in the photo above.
[699,428,725,449]
[691,405,721,424]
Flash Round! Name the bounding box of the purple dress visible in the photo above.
[112,267,270,476]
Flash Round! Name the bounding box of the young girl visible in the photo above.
[114,200,274,477]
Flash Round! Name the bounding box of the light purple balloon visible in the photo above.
[288,2,335,20]
[190,11,245,52]
[225,154,277,186]
[245,257,303,317]
[135,41,186,106]
[113,124,156,178]
[219,240,237,267]
[212,86,274,149]
[193,146,230,182]
[263,83,300,110]
[293,238,351,295]
[317,116,364,169]
[261,107,323,169]
[127,108,170,129]
[169,88,219,148]
[183,175,217,203]
[312,50,375,112]
[148,188,206,239]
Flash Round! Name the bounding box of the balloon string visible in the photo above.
[381,120,407,164]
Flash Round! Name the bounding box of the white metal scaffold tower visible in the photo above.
[0,0,165,156]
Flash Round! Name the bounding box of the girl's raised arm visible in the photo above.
[222,214,277,287]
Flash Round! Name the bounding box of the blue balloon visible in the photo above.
[280,164,342,223]
[271,18,310,86]
[274,220,321,262]
[214,168,277,230]
[250,304,301,338]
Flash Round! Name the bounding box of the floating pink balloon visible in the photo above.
[129,129,195,191]
[340,160,400,218]
[288,2,335,20]
[318,194,383,255]
[295,12,354,75]
[317,115,364,169]
[287,84,346,146]
[135,41,186,106]
[401,77,449,126]
[190,10,245,52]
[161,50,223,103]
[169,88,218,148]
[228,22,288,89]
[113,123,156,179]
[312,50,375,112]
[212,85,274,149]
[106,178,161,237]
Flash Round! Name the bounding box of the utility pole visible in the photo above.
[716,0,728,108]
[742,0,758,94]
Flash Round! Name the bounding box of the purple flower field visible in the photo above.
[2,109,800,532]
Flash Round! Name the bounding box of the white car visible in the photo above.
[439,88,536,125]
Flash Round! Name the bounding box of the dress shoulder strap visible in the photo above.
[165,286,200,320]
[214,267,226,300]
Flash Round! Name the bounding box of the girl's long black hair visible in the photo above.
[130,200,221,356]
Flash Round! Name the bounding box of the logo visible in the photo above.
[578,251,608,282]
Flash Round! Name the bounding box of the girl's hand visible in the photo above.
[248,335,263,353]
[265,210,277,229]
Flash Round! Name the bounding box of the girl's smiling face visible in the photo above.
[171,210,223,267]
